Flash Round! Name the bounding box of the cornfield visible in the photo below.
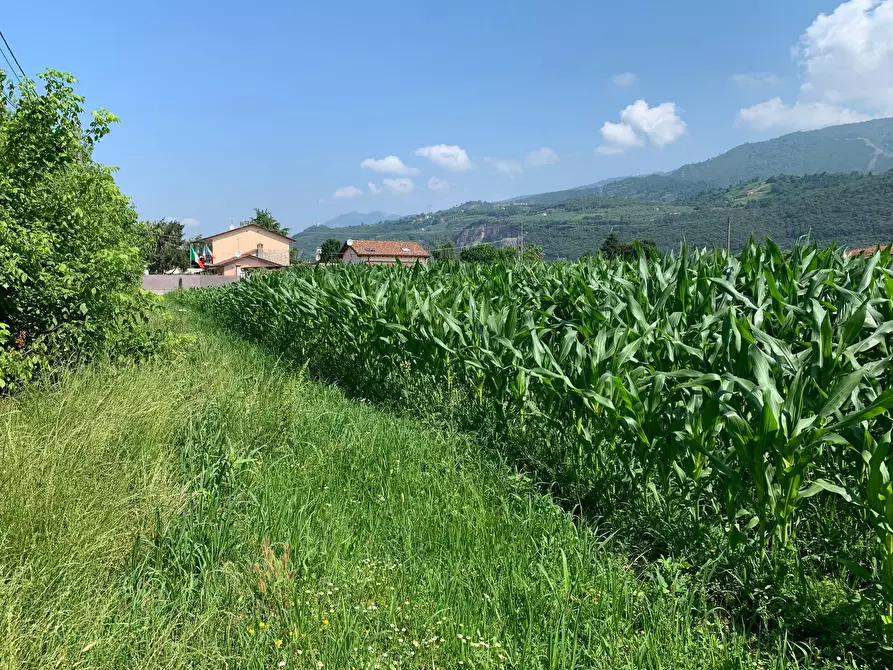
[180,241,893,630]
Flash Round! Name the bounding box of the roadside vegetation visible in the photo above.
[0,312,805,669]
[179,243,893,665]
[0,70,162,391]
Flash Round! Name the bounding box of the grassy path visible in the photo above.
[0,311,803,669]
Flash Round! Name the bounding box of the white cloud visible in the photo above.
[360,155,419,175]
[739,0,893,131]
[181,217,200,227]
[368,181,382,195]
[621,100,687,145]
[599,121,644,149]
[732,72,781,86]
[596,100,686,154]
[332,185,363,199]
[524,147,559,167]
[383,177,414,194]
[612,72,638,87]
[414,144,473,172]
[484,157,524,178]
[428,176,451,191]
[738,97,870,130]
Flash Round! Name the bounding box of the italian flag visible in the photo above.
[190,247,205,270]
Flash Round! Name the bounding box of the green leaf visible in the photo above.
[799,479,852,502]
[816,369,864,419]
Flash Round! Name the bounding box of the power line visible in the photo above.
[0,29,25,79]
[0,44,19,85]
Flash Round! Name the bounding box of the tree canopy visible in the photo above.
[251,208,290,237]
[432,241,458,262]
[1,70,157,390]
[319,238,342,263]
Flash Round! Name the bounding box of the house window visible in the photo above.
[257,243,264,252]
[401,247,411,252]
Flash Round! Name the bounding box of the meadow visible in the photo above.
[0,311,811,669]
[178,241,893,664]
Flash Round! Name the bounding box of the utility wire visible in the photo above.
[0,44,19,85]
[0,29,26,79]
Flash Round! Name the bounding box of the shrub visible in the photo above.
[0,70,156,390]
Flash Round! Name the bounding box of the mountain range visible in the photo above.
[291,117,893,258]
[303,211,400,231]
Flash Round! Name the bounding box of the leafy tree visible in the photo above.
[319,238,342,263]
[1,70,156,390]
[460,243,537,264]
[251,208,290,237]
[432,241,458,262]
[589,234,659,261]
[522,244,545,262]
[600,233,625,259]
[142,219,189,273]
[460,244,500,263]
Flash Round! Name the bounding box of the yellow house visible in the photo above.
[202,224,294,277]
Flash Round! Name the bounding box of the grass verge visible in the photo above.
[0,310,852,668]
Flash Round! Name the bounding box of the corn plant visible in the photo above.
[177,240,893,628]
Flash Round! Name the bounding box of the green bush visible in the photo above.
[0,70,156,390]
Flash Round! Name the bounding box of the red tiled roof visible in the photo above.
[342,240,430,258]
[210,250,286,268]
[847,244,892,257]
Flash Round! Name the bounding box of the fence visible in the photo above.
[141,274,241,295]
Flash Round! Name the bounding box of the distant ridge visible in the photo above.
[306,211,400,231]
[290,118,893,259]
[518,116,893,205]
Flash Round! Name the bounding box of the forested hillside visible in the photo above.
[674,117,893,185]
[516,116,893,206]
[290,170,893,259]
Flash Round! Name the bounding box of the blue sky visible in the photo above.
[5,0,891,234]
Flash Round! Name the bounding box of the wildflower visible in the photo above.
[296,650,303,655]
[259,621,267,629]
[278,662,286,668]
[322,619,329,626]
[276,639,283,647]
[248,628,256,635]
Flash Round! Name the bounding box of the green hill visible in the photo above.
[517,117,893,205]
[673,117,893,186]
[290,171,893,260]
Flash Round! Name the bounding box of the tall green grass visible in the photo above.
[0,311,843,668]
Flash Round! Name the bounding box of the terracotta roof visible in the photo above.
[341,240,430,258]
[847,244,892,257]
[210,250,286,268]
[202,223,296,243]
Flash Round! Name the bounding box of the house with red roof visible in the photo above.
[201,223,295,277]
[847,244,892,257]
[337,239,430,266]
